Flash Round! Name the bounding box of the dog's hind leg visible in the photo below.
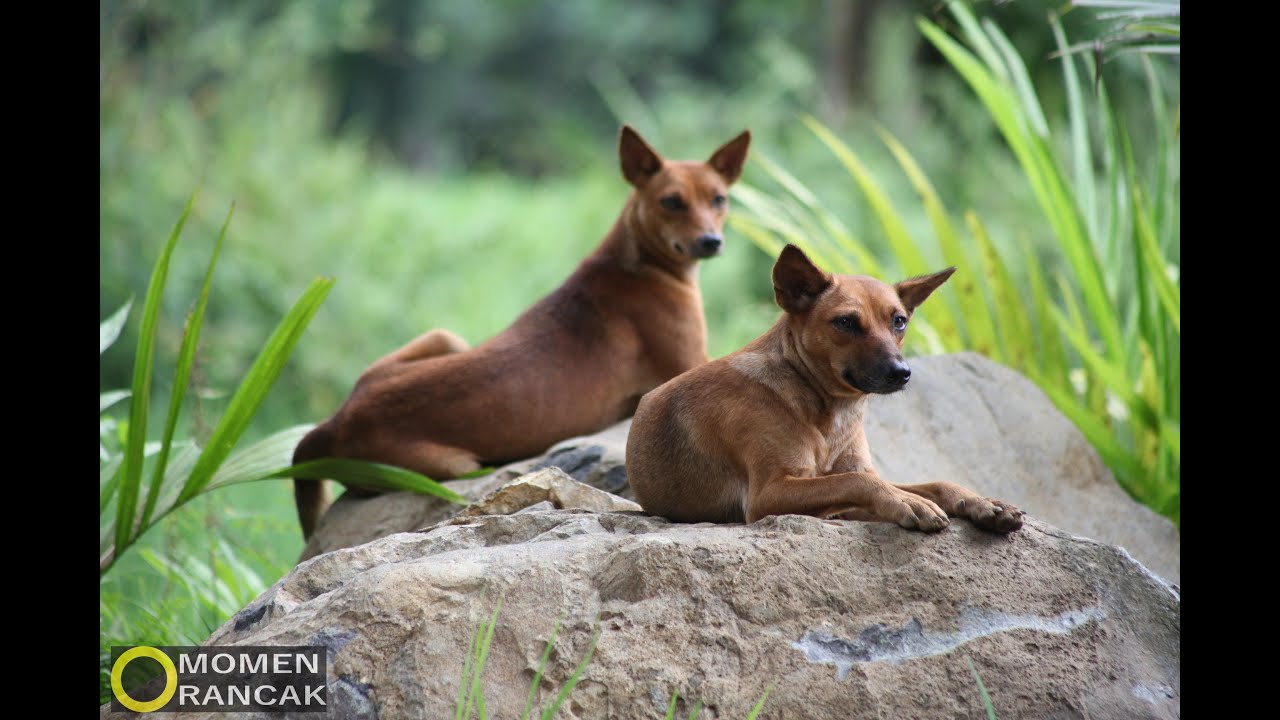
[893,482,1024,533]
[371,328,470,368]
[373,439,484,482]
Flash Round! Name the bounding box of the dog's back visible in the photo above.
[293,126,751,538]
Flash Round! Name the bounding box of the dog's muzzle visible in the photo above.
[691,234,723,258]
[843,361,911,394]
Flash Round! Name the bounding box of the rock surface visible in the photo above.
[301,353,1179,584]
[457,466,641,517]
[864,353,1179,584]
[298,419,631,562]
[142,507,1179,719]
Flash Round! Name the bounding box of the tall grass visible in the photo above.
[730,0,1179,523]
[100,196,470,574]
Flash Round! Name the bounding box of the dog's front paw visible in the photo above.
[890,493,950,533]
[958,497,1025,533]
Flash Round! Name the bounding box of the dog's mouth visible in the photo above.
[842,368,908,395]
[841,369,867,394]
[675,241,723,260]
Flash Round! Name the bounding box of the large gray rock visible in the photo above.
[865,353,1179,584]
[149,507,1178,719]
[302,352,1179,584]
[298,418,631,562]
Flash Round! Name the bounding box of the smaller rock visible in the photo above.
[456,467,641,518]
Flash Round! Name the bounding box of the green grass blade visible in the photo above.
[522,612,566,720]
[727,215,783,266]
[750,151,864,275]
[982,18,1049,138]
[688,699,703,720]
[1052,306,1159,432]
[115,192,196,554]
[540,621,600,720]
[732,184,845,272]
[1132,187,1179,334]
[1053,273,1107,420]
[922,13,1125,367]
[878,125,998,357]
[265,459,468,503]
[1039,373,1145,486]
[142,203,235,529]
[946,0,1008,82]
[727,215,786,264]
[1019,234,1068,393]
[101,442,200,572]
[467,595,504,720]
[802,115,964,351]
[965,213,1031,368]
[455,617,481,720]
[664,691,679,720]
[1051,11,1099,246]
[802,115,931,277]
[745,683,774,720]
[177,276,334,504]
[966,657,997,720]
[100,298,133,354]
[206,425,314,489]
[740,157,883,276]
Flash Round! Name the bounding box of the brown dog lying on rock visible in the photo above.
[627,244,1024,533]
[293,125,751,538]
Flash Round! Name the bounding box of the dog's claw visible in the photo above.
[966,497,1023,534]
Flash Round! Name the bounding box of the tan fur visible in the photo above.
[626,244,1025,533]
[293,126,751,539]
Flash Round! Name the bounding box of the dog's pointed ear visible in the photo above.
[896,267,956,313]
[773,244,832,314]
[619,125,664,187]
[707,129,751,184]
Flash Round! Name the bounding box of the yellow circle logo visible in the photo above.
[111,646,178,713]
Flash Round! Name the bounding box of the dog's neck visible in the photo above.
[593,195,701,284]
[758,319,867,420]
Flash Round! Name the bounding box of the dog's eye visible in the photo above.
[660,195,687,212]
[893,315,908,331]
[711,193,727,208]
[833,315,861,333]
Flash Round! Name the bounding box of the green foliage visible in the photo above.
[1058,1,1180,64]
[732,1,1179,523]
[99,201,468,575]
[99,491,286,703]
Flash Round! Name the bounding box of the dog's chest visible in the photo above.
[815,403,868,473]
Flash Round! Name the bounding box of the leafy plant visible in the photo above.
[1055,1,1180,67]
[100,194,468,575]
[730,0,1179,522]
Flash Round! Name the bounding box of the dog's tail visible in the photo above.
[293,422,336,540]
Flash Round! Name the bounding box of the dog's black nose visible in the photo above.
[696,234,722,254]
[887,362,911,385]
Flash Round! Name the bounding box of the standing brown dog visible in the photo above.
[626,244,1024,533]
[293,126,751,538]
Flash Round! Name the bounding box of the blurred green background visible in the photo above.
[100,0,1177,701]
